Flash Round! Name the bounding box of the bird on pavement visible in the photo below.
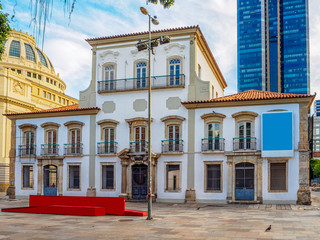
[265,225,271,232]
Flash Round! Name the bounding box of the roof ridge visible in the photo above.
[86,25,199,42]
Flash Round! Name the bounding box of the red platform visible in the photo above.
[1,195,147,217]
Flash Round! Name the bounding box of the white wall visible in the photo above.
[194,103,300,202]
[196,44,224,98]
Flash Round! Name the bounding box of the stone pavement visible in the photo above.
[0,194,320,239]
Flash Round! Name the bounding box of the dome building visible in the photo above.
[0,29,78,192]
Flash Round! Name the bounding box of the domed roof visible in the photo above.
[3,29,54,70]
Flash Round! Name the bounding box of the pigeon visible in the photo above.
[265,225,271,232]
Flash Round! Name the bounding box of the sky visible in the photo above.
[2,0,320,102]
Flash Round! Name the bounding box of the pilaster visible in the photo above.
[297,103,311,205]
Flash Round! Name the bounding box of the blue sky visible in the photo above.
[2,0,320,100]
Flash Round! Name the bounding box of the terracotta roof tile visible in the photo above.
[314,152,320,157]
[86,26,199,42]
[4,104,100,116]
[182,90,315,104]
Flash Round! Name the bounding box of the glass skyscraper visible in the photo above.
[237,0,310,94]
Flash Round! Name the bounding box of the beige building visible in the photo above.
[0,30,78,192]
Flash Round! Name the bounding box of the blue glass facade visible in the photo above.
[237,0,310,94]
[315,100,320,117]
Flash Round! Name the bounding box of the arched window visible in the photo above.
[232,111,258,151]
[24,43,36,62]
[169,58,182,86]
[135,61,147,88]
[104,64,115,91]
[9,40,20,57]
[36,48,48,67]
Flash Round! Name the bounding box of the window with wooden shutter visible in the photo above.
[269,162,287,191]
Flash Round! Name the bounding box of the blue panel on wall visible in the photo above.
[262,112,293,151]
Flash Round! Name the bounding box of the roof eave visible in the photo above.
[5,108,100,120]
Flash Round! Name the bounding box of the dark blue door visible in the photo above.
[132,164,147,199]
[235,162,254,200]
[44,165,57,196]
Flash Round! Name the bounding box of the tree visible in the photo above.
[147,0,175,8]
[0,2,11,59]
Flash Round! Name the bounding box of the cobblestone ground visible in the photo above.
[0,193,320,240]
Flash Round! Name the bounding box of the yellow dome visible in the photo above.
[3,29,54,70]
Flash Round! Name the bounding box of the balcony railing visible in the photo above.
[97,74,185,93]
[18,144,36,157]
[130,141,148,153]
[162,139,184,153]
[41,144,59,156]
[64,143,83,155]
[201,138,225,152]
[97,142,118,154]
[233,137,256,151]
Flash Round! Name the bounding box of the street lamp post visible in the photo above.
[140,6,159,221]
[138,7,170,220]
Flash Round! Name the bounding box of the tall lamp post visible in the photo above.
[140,6,159,221]
[138,6,170,221]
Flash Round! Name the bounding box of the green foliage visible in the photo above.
[314,163,320,178]
[148,0,175,8]
[0,2,11,59]
[310,158,320,178]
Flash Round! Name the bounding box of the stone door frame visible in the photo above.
[226,153,263,203]
[36,157,64,196]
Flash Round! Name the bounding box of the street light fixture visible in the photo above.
[138,6,170,221]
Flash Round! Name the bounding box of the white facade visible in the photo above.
[8,27,313,204]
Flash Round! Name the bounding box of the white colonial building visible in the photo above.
[6,26,314,204]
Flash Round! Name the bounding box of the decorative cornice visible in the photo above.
[64,121,85,127]
[97,119,120,125]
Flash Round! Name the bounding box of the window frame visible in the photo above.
[102,62,117,91]
[19,124,37,157]
[21,164,34,190]
[164,162,182,192]
[268,160,288,193]
[97,119,119,155]
[167,56,183,86]
[100,162,116,191]
[134,59,148,89]
[67,163,81,191]
[161,116,185,154]
[204,161,223,193]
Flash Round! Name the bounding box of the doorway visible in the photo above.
[43,165,57,196]
[132,164,147,199]
[235,162,254,200]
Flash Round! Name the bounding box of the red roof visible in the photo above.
[4,104,100,116]
[314,152,320,157]
[86,26,199,42]
[183,90,315,104]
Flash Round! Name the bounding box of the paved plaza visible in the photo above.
[1,193,320,240]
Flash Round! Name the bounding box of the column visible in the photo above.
[7,119,16,199]
[297,103,311,205]
[226,157,233,202]
[37,161,42,195]
[119,159,129,198]
[58,160,63,196]
[87,114,97,196]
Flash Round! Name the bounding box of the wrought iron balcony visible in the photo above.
[97,142,118,154]
[161,139,184,153]
[18,144,36,157]
[97,74,185,93]
[64,143,83,155]
[201,138,225,152]
[233,137,257,151]
[41,144,59,156]
[130,141,148,153]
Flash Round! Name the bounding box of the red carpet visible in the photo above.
[1,195,147,217]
